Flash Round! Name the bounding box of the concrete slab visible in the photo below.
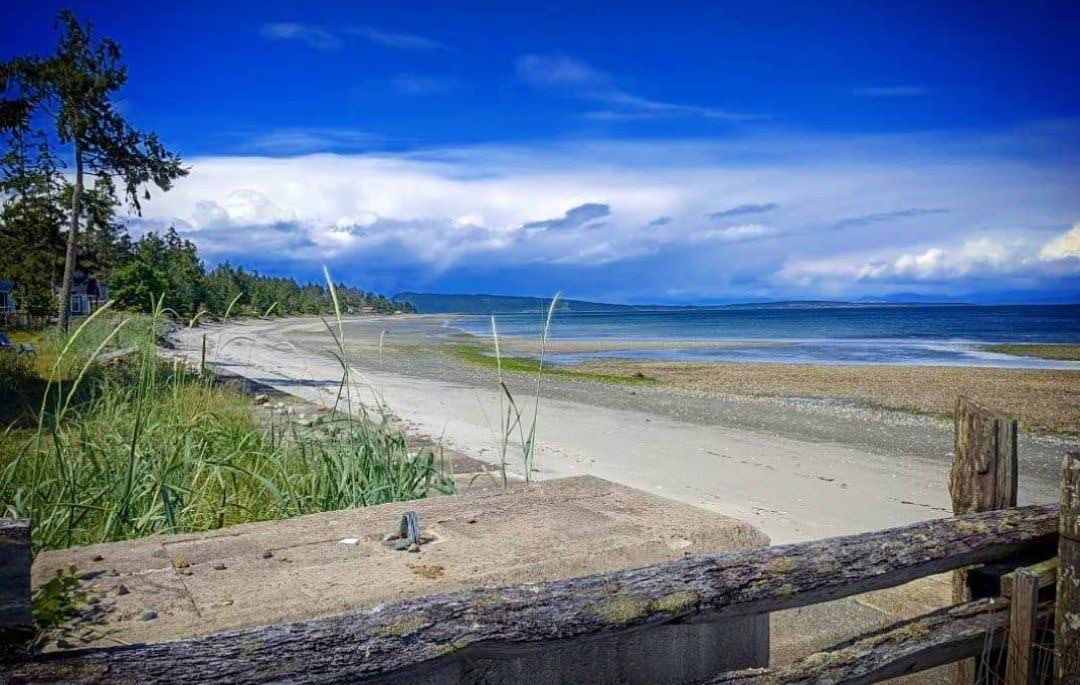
[33,475,767,652]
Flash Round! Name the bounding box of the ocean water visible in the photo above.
[448,304,1080,368]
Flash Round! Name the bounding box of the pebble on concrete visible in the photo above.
[141,610,158,621]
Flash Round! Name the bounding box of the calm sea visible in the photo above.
[448,304,1080,368]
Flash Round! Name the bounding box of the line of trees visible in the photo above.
[108,226,412,318]
[1,11,410,323]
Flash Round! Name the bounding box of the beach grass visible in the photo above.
[0,297,453,553]
[983,343,1080,361]
[450,343,656,385]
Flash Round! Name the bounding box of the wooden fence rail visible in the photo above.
[0,504,1059,684]
[710,597,1046,685]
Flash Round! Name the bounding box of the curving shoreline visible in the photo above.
[173,315,1073,544]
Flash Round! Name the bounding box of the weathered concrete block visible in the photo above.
[32,476,770,682]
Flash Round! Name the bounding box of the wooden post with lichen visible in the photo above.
[1056,451,1080,685]
[1006,568,1039,685]
[0,519,31,654]
[950,396,1018,684]
[200,333,207,377]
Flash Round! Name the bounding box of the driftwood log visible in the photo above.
[709,597,1046,685]
[1,504,1059,684]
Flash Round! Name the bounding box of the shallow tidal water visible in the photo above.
[448,304,1080,368]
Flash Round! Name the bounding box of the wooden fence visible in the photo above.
[1,397,1077,684]
[0,311,50,331]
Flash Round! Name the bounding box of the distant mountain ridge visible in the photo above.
[392,292,666,314]
[391,292,985,314]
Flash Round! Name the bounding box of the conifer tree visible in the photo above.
[1,11,187,329]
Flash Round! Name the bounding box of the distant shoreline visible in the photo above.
[396,291,1080,314]
[440,317,1080,371]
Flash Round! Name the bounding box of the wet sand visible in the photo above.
[578,359,1080,434]
[454,321,1080,434]
[471,336,790,355]
[172,315,1074,544]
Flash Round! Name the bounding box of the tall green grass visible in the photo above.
[0,287,452,553]
[489,295,559,485]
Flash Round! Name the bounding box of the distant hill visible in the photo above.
[393,291,1074,314]
[392,292,659,314]
[392,292,930,314]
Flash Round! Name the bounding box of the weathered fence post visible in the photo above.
[1006,568,1039,685]
[950,396,1018,684]
[0,519,31,653]
[200,332,207,377]
[1056,451,1080,685]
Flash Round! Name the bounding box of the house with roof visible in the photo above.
[1,268,109,319]
[59,267,109,316]
[0,280,16,314]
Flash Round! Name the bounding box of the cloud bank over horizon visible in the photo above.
[126,131,1080,304]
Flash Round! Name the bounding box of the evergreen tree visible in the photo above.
[78,177,134,280]
[110,259,167,311]
[160,226,205,315]
[1,10,187,329]
[0,127,67,315]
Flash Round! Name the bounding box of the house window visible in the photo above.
[70,297,82,314]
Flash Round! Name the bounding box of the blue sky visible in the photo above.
[4,1,1080,303]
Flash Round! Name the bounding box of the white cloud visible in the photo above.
[1040,223,1080,260]
[243,128,379,154]
[782,230,1080,287]
[516,53,756,121]
[693,224,778,243]
[259,23,444,52]
[345,27,444,51]
[259,23,341,50]
[516,54,607,87]
[128,135,1080,297]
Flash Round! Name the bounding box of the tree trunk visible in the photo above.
[57,139,83,331]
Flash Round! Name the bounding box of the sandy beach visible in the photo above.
[171,314,1076,544]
